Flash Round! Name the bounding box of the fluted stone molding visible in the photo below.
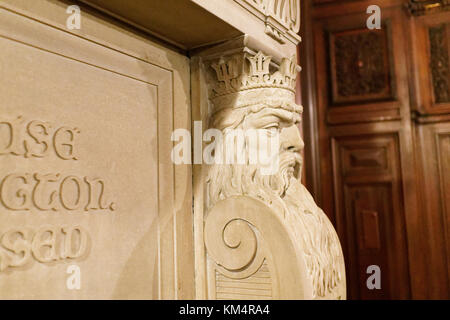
[199,49,346,300]
[235,0,302,44]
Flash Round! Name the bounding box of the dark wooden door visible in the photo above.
[300,0,450,299]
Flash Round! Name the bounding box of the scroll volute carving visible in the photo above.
[204,196,311,299]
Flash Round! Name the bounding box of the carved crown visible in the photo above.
[209,51,301,113]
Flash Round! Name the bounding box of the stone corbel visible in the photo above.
[191,40,346,300]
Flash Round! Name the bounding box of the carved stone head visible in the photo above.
[206,52,304,212]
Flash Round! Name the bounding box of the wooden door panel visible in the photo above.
[332,134,410,299]
[301,0,450,299]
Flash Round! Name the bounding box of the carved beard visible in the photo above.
[206,137,343,299]
[206,150,301,212]
[277,151,302,197]
[283,178,344,298]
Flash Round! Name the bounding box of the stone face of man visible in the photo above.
[207,105,304,205]
[243,106,304,183]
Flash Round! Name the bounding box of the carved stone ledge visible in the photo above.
[235,0,302,45]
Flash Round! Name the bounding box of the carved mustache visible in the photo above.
[279,151,302,179]
[279,151,302,169]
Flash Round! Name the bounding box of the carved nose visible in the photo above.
[280,125,304,152]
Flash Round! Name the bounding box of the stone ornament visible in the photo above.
[237,0,301,44]
[201,50,346,299]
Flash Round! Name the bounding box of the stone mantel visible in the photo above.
[80,0,300,55]
[0,0,345,300]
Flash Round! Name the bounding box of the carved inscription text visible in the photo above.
[0,173,116,212]
[0,116,79,160]
[1,115,117,273]
[0,225,89,272]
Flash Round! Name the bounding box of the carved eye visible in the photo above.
[264,124,279,136]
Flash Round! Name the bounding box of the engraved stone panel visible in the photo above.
[0,5,190,299]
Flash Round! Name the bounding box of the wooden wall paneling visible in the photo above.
[317,15,403,125]
[305,0,450,299]
[429,23,450,104]
[410,11,450,116]
[312,0,406,20]
[406,0,450,17]
[312,3,421,299]
[439,130,450,268]
[409,9,450,299]
[300,0,323,203]
[331,133,411,299]
[413,121,450,298]
[328,26,395,105]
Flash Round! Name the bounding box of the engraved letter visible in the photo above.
[31,226,59,263]
[0,116,25,156]
[84,177,115,211]
[61,225,88,259]
[1,229,33,268]
[0,121,13,155]
[53,127,79,160]
[24,120,52,158]
[33,173,61,211]
[60,176,83,211]
[0,173,32,211]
